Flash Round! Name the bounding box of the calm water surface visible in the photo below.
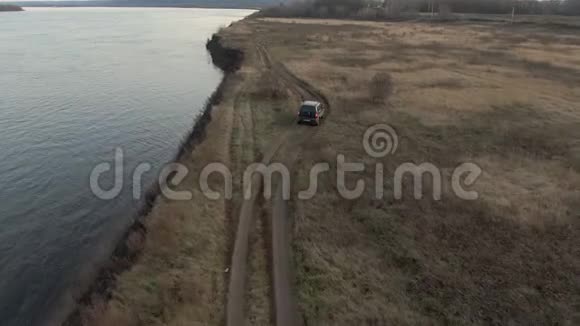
[0,8,251,325]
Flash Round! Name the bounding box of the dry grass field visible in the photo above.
[245,18,580,325]
[79,16,580,326]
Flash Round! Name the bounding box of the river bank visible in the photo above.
[64,33,247,326]
[65,14,302,324]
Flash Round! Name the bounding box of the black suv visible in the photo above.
[297,100,325,126]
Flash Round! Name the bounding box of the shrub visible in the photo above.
[370,72,393,103]
[260,0,370,18]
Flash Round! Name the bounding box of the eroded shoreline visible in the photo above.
[60,34,244,326]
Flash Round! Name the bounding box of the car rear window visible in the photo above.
[300,105,316,113]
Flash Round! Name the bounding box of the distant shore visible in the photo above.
[9,0,271,10]
[0,4,23,11]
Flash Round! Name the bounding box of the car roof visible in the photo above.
[301,100,320,106]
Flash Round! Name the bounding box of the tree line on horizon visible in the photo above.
[0,4,23,11]
[264,0,580,18]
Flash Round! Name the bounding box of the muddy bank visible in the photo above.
[61,34,244,326]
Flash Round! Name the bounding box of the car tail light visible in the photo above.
[315,113,319,118]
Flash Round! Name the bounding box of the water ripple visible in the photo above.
[0,7,253,326]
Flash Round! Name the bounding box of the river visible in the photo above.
[0,7,252,325]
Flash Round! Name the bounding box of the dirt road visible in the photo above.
[226,43,329,326]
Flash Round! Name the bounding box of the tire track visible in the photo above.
[226,44,290,326]
[257,43,330,326]
[226,42,330,326]
[256,43,330,111]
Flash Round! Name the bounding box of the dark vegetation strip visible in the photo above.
[259,0,580,21]
[0,4,23,11]
[62,34,243,326]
